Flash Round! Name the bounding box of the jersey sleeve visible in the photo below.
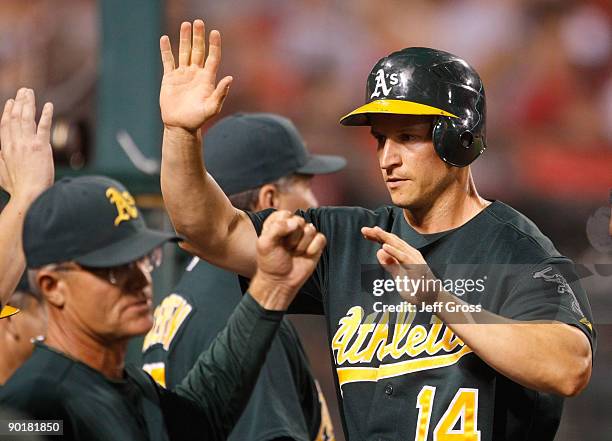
[161,292,283,441]
[498,257,596,351]
[279,321,322,439]
[241,208,328,314]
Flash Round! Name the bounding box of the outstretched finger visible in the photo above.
[191,19,205,67]
[362,226,413,253]
[204,30,222,81]
[178,22,192,67]
[9,88,26,145]
[0,99,14,150]
[35,102,53,144]
[21,89,36,138]
[361,226,384,243]
[160,36,175,74]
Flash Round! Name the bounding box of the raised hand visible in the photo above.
[361,226,437,303]
[249,211,327,310]
[0,88,54,202]
[159,20,233,132]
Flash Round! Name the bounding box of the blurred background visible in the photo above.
[0,0,610,439]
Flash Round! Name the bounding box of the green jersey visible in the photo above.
[142,259,330,441]
[243,201,596,441]
[0,293,283,441]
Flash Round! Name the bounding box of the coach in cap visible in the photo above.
[0,175,326,441]
[143,113,344,441]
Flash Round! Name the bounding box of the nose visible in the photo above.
[308,191,319,209]
[123,261,152,293]
[379,138,402,171]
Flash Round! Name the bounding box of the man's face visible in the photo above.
[54,258,155,341]
[276,174,319,212]
[370,114,457,209]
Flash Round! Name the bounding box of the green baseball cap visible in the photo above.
[204,113,346,195]
[23,176,180,268]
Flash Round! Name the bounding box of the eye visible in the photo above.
[399,133,421,142]
[371,133,386,148]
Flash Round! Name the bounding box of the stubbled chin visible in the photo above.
[388,190,417,210]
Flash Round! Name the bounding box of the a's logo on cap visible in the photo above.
[370,68,399,99]
[106,187,138,226]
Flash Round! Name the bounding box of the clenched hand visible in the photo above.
[249,211,327,311]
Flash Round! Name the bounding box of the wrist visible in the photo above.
[163,125,201,139]
[8,191,43,211]
[248,272,297,311]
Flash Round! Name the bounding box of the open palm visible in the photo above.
[159,20,233,131]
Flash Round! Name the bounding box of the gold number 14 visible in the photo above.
[414,385,481,441]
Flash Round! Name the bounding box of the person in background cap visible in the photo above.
[0,88,54,315]
[0,274,46,385]
[0,174,327,441]
[143,112,344,441]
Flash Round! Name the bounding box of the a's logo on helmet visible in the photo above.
[370,69,399,99]
[106,187,138,226]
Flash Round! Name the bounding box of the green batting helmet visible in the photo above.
[340,47,487,167]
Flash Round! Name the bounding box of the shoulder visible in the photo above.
[245,205,397,236]
[0,346,72,416]
[173,257,240,301]
[143,257,240,356]
[475,201,563,261]
[301,205,397,229]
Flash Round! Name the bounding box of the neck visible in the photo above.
[403,172,490,234]
[0,344,19,385]
[0,330,31,385]
[45,318,128,380]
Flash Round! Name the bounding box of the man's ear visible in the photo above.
[37,271,66,308]
[256,184,280,210]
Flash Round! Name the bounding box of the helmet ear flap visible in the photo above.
[432,117,486,167]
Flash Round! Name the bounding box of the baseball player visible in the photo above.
[0,174,326,441]
[143,112,343,441]
[0,88,54,313]
[0,275,46,385]
[159,20,594,441]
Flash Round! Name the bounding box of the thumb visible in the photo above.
[0,155,11,192]
[210,76,233,110]
[377,248,403,279]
